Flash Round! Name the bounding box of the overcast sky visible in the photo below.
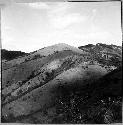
[1,1,122,52]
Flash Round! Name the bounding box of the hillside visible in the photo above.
[79,43,122,67]
[53,66,122,124]
[1,49,28,61]
[2,43,87,71]
[1,43,122,123]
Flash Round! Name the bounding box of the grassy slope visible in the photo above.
[2,50,84,89]
[1,43,122,123]
[2,64,107,120]
[2,43,86,70]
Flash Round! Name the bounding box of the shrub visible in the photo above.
[32,54,41,60]
[54,71,122,124]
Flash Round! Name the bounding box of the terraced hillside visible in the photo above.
[1,43,122,123]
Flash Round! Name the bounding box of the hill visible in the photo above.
[1,49,28,61]
[2,43,87,89]
[53,66,122,123]
[1,43,122,123]
[2,43,87,70]
[79,43,122,67]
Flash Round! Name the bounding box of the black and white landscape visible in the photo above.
[1,43,122,123]
[1,1,122,124]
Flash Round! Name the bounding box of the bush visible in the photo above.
[32,54,41,60]
[54,88,122,124]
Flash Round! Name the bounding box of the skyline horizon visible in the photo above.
[2,41,122,53]
[1,2,122,53]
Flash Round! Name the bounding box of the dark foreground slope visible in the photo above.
[1,43,122,123]
[53,66,122,124]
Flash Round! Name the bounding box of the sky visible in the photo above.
[1,1,122,53]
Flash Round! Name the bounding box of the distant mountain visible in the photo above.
[79,43,122,67]
[1,43,122,124]
[1,49,28,61]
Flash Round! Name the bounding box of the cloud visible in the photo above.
[50,13,86,29]
[48,3,87,29]
[49,2,71,15]
[27,2,50,10]
[89,31,112,40]
[3,26,12,31]
[92,9,97,14]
